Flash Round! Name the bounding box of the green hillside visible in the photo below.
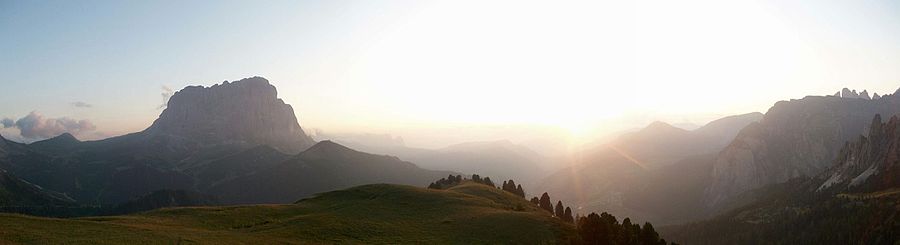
[0,182,576,244]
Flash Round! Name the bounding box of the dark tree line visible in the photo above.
[428,174,497,190]
[427,174,464,189]
[577,212,673,245]
[666,193,900,244]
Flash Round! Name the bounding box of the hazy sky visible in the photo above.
[3,0,900,147]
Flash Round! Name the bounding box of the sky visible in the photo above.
[2,0,900,149]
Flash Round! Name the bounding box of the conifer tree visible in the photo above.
[555,200,565,217]
[564,207,574,223]
[483,177,494,187]
[539,192,553,213]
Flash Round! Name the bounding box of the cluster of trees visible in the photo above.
[428,174,498,190]
[470,174,495,187]
[577,212,673,245]
[530,192,575,223]
[427,175,464,189]
[500,179,525,197]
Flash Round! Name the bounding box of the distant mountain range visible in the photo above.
[323,138,550,186]
[535,112,763,224]
[0,77,450,206]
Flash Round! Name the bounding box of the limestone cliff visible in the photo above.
[707,91,900,206]
[145,77,315,154]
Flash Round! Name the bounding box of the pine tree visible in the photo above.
[515,184,525,197]
[622,218,637,245]
[530,197,540,205]
[640,222,661,245]
[564,207,574,223]
[539,192,553,213]
[555,200,565,217]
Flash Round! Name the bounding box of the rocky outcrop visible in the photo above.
[145,77,315,154]
[836,88,874,100]
[815,114,900,193]
[841,88,859,99]
[873,93,882,100]
[859,90,871,100]
[707,91,900,206]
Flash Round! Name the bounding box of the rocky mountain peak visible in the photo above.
[860,90,871,100]
[145,77,315,153]
[837,88,877,100]
[707,92,900,206]
[815,114,900,192]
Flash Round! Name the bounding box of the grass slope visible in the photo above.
[0,182,575,244]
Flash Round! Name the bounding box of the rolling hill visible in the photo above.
[0,182,576,244]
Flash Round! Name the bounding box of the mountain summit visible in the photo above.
[146,77,315,153]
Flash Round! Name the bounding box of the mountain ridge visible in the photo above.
[707,91,900,206]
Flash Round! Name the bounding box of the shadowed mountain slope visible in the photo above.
[708,92,900,206]
[664,114,900,244]
[209,141,454,204]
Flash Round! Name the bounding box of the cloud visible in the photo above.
[1,118,13,128]
[71,101,93,108]
[8,111,97,139]
[159,85,174,109]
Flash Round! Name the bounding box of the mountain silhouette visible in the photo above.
[0,77,449,205]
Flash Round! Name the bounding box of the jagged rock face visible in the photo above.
[841,88,859,99]
[145,77,315,154]
[859,90,871,100]
[836,88,873,100]
[707,93,900,206]
[816,114,900,192]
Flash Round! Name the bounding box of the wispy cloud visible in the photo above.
[159,85,174,109]
[71,101,93,108]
